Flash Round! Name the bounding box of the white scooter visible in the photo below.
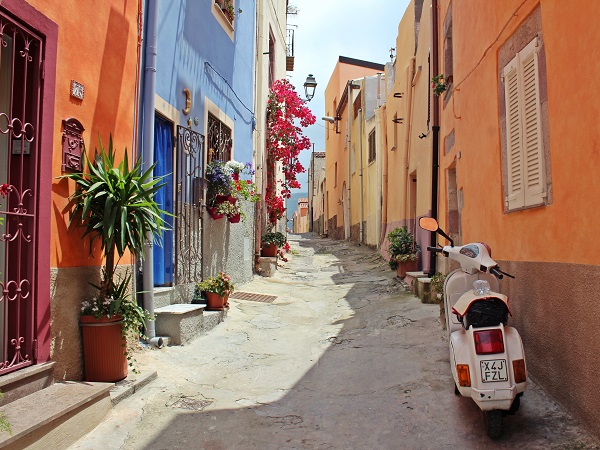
[419,217,527,439]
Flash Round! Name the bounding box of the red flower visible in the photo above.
[0,184,9,198]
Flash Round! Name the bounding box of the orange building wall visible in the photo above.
[438,0,600,438]
[439,0,600,265]
[26,0,140,269]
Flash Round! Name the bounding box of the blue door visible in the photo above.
[153,115,174,286]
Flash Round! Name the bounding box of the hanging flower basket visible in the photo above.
[228,213,241,223]
[207,207,224,220]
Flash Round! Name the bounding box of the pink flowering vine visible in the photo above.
[265,79,316,226]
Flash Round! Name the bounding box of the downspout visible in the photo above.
[141,0,158,341]
[404,57,417,224]
[380,102,388,247]
[358,107,364,244]
[345,82,352,240]
[429,0,440,276]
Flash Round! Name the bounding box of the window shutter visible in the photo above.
[503,56,524,209]
[519,39,545,207]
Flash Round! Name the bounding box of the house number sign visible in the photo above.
[71,80,84,100]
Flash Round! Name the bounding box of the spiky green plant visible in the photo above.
[61,135,168,318]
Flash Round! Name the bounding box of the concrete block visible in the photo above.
[258,256,277,277]
[155,304,205,345]
[404,271,426,291]
[415,277,431,301]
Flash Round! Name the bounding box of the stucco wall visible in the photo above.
[203,200,255,286]
[437,0,600,440]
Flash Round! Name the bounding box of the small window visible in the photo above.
[368,129,376,163]
[207,112,232,162]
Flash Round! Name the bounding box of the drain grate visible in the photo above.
[230,291,277,303]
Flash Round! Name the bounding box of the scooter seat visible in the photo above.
[453,290,511,317]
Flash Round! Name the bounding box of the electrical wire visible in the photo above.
[204,61,256,122]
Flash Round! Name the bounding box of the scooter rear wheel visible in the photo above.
[484,410,504,439]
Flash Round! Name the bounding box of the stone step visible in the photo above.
[0,362,55,407]
[0,381,112,450]
[155,303,227,345]
[404,271,426,291]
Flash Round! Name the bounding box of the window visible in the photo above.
[207,112,232,162]
[443,4,453,95]
[368,129,376,163]
[502,37,545,210]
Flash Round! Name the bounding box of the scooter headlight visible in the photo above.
[473,280,490,295]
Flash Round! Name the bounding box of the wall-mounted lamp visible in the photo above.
[303,74,317,102]
[322,116,341,134]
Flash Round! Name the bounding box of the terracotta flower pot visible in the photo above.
[205,292,228,311]
[80,315,128,382]
[261,243,278,257]
[396,259,418,278]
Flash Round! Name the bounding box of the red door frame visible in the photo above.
[2,0,56,365]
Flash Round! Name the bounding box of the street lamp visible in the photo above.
[303,74,317,102]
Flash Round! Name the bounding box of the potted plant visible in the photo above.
[215,200,242,223]
[261,231,286,257]
[196,272,235,311]
[431,74,447,96]
[62,136,167,382]
[387,226,420,278]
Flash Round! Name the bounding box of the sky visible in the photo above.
[286,0,411,195]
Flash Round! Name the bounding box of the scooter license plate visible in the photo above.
[480,359,508,382]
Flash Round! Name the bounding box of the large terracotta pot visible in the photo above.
[396,259,418,278]
[228,213,241,223]
[205,292,229,311]
[261,243,278,257]
[80,315,128,382]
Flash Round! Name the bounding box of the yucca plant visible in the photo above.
[62,136,168,330]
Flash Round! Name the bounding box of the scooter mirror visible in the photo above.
[419,217,439,232]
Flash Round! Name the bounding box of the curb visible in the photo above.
[110,370,158,405]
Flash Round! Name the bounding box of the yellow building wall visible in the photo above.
[324,60,385,240]
[382,0,433,267]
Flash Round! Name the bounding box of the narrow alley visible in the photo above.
[71,235,597,450]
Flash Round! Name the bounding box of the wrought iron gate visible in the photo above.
[0,13,43,374]
[175,126,204,285]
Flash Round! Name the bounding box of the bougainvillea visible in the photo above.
[265,79,316,227]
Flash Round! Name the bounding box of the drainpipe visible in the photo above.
[429,0,440,276]
[358,107,364,244]
[345,82,352,240]
[380,102,389,247]
[141,0,158,341]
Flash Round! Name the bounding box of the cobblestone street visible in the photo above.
[71,234,598,449]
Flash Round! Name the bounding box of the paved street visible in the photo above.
[71,234,598,450]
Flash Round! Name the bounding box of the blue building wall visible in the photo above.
[155,0,256,164]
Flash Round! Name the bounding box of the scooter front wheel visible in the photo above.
[484,410,503,439]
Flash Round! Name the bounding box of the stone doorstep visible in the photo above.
[0,362,55,406]
[257,256,277,277]
[154,303,227,346]
[404,271,427,290]
[0,381,113,449]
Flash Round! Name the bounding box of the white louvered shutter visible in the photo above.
[519,38,545,207]
[503,55,524,209]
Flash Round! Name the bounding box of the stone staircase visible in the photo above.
[0,362,157,449]
[402,271,439,304]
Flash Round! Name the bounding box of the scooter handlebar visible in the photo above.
[490,266,504,279]
[427,246,444,254]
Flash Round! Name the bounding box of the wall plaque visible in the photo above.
[61,118,85,172]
